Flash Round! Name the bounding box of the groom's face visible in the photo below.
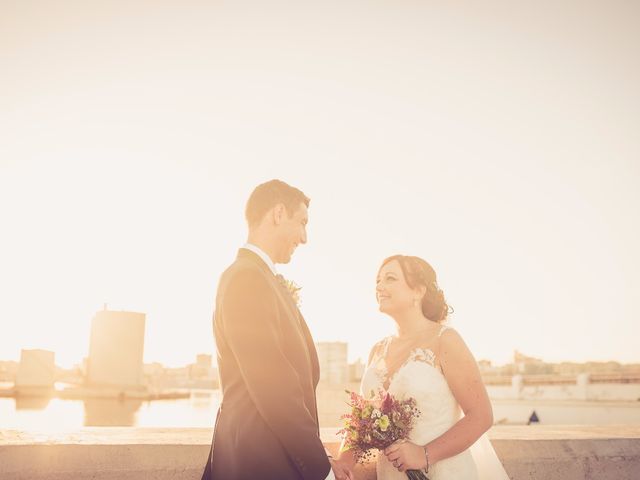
[274,202,308,264]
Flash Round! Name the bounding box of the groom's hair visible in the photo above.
[245,179,310,227]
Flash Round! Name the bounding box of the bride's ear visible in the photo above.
[415,285,427,302]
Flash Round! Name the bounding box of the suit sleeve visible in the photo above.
[220,268,331,480]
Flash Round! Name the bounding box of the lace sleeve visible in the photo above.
[367,338,387,367]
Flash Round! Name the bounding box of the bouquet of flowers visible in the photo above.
[338,390,428,480]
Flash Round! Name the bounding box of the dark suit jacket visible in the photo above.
[201,249,331,480]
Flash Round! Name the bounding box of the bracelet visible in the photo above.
[423,445,430,473]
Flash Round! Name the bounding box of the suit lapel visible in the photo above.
[236,249,317,380]
[272,272,321,386]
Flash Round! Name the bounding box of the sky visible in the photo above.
[1,0,639,368]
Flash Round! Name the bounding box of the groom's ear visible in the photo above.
[272,203,286,225]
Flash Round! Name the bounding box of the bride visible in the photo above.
[334,255,509,480]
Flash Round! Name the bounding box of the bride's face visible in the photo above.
[376,260,418,314]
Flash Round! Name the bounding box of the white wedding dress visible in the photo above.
[360,326,510,480]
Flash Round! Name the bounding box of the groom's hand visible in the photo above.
[329,457,355,480]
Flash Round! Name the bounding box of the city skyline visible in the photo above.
[0,341,640,376]
[2,336,639,372]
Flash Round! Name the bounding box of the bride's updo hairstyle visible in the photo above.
[381,255,452,323]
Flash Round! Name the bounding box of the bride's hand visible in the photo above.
[384,440,428,473]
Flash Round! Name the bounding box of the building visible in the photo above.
[86,307,146,389]
[15,349,56,392]
[478,359,497,374]
[0,360,18,382]
[196,354,212,369]
[513,350,552,375]
[189,354,214,380]
[316,342,348,385]
[348,358,365,382]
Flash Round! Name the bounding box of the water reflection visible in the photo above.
[0,390,220,430]
[2,389,638,430]
[83,398,143,426]
[15,396,52,411]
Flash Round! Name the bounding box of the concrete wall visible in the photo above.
[1,426,639,480]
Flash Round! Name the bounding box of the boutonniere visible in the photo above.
[276,274,301,307]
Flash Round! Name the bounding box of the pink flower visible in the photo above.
[381,391,394,414]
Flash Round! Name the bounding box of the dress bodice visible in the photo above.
[360,326,479,479]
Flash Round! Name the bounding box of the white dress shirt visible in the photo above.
[241,243,277,275]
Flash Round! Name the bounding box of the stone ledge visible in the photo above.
[1,426,639,480]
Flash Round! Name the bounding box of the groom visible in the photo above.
[201,180,340,480]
